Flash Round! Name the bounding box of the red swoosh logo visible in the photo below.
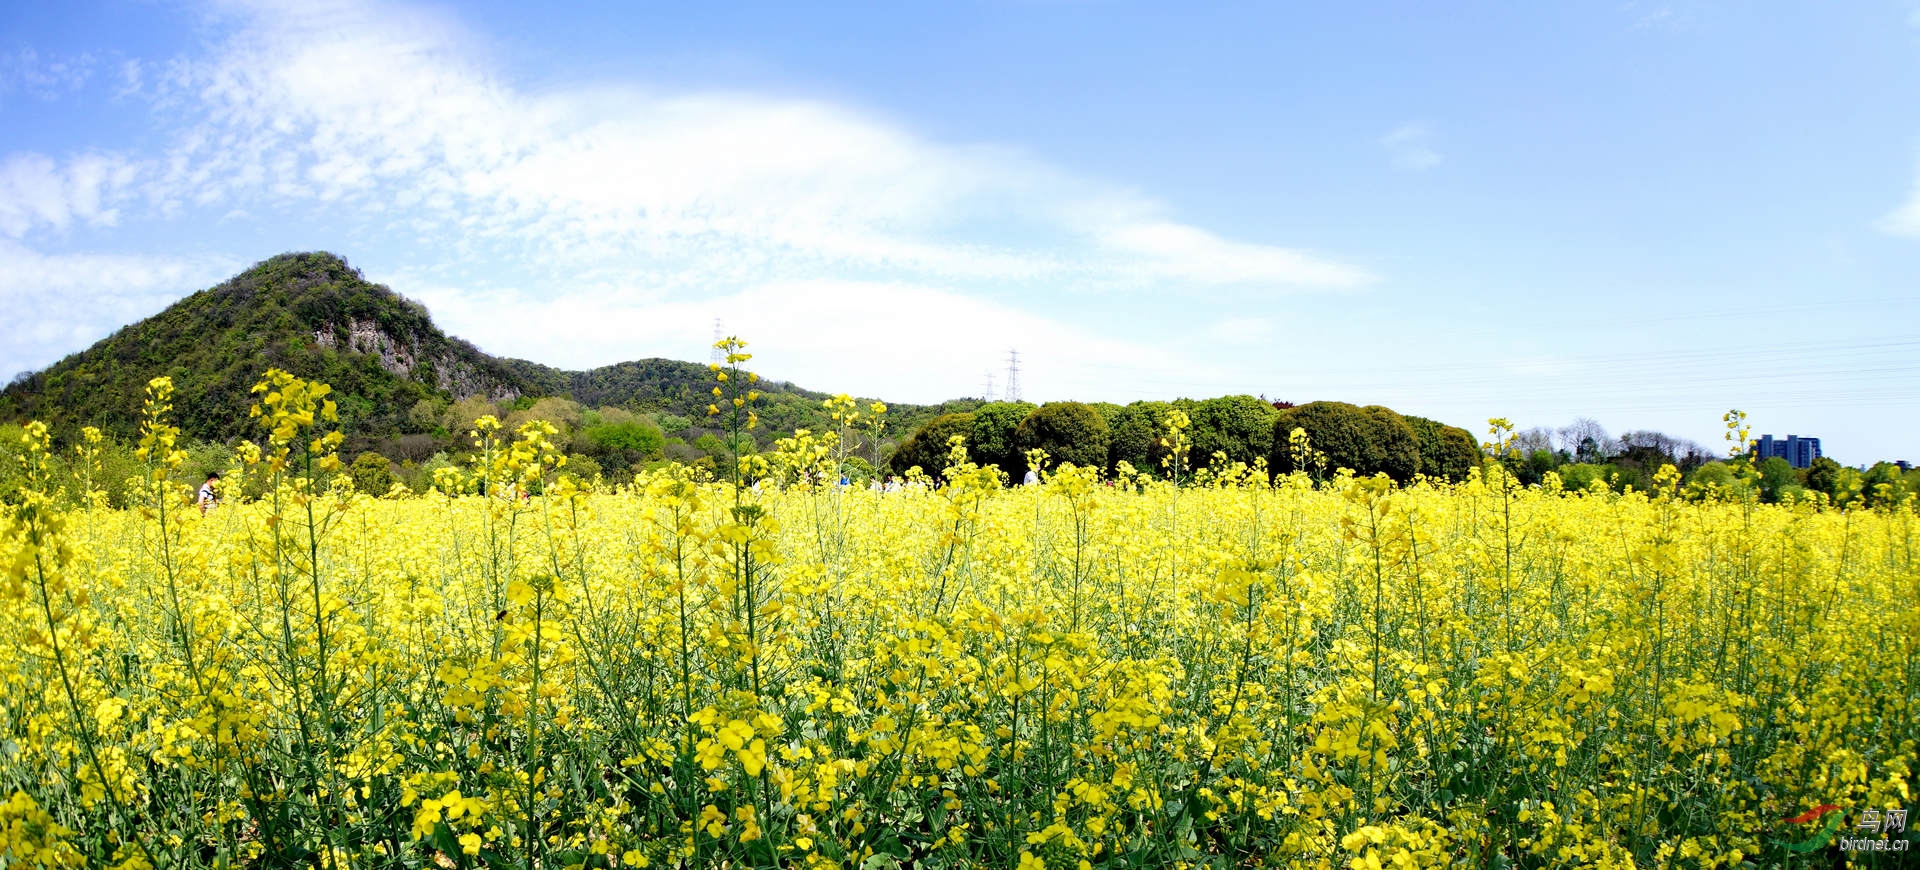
[1783,804,1841,825]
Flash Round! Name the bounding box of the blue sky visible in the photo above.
[3,0,1918,463]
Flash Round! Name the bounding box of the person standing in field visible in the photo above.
[197,472,220,515]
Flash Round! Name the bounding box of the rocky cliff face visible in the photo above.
[314,318,523,401]
[316,319,418,373]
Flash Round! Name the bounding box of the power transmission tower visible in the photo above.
[1004,350,1021,403]
[983,372,996,402]
[710,318,724,365]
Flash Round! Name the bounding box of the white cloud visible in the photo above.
[0,0,1370,398]
[1379,123,1441,172]
[117,59,144,97]
[0,241,239,378]
[1103,221,1368,287]
[0,49,98,100]
[392,274,1214,403]
[97,0,1366,292]
[0,153,139,237]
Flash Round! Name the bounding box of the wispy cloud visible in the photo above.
[392,272,1216,402]
[0,0,1370,395]
[46,0,1362,293]
[1633,7,1674,29]
[1379,123,1441,172]
[0,241,238,378]
[0,152,139,237]
[0,49,99,100]
[1618,2,1693,31]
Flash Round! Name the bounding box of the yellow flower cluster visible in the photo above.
[0,380,1914,867]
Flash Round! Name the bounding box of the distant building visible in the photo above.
[1755,434,1821,469]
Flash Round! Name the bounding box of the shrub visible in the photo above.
[1360,405,1421,482]
[1405,415,1480,482]
[351,451,395,495]
[1558,462,1610,493]
[1106,401,1175,476]
[1268,402,1424,482]
[1757,456,1799,503]
[1014,402,1110,472]
[586,420,666,459]
[889,413,977,477]
[564,453,603,485]
[1183,395,1278,470]
[1272,402,1372,478]
[1861,461,1909,508]
[968,402,1035,472]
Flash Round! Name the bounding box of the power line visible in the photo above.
[710,318,724,365]
[1004,349,1021,403]
[983,371,996,402]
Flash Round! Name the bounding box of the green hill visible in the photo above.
[0,252,969,446]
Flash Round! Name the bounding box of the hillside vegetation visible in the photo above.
[0,252,977,490]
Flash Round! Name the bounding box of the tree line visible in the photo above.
[7,384,1914,508]
[886,404,1920,505]
[1451,418,1917,506]
[887,397,1482,483]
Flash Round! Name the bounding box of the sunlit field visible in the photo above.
[2,370,1914,869]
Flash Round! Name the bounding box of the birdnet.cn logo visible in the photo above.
[1781,804,1910,854]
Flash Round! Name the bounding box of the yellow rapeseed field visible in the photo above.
[0,356,1914,868]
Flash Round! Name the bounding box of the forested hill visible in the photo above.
[0,252,956,443]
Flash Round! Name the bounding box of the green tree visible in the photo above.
[407,396,448,432]
[1756,456,1799,503]
[1404,415,1480,481]
[841,455,876,483]
[1269,402,1425,483]
[1861,461,1909,508]
[1105,400,1175,475]
[1603,463,1648,494]
[1086,402,1125,428]
[1014,402,1110,471]
[563,453,603,484]
[1558,462,1609,493]
[505,396,584,437]
[1360,405,1422,482]
[889,412,977,477]
[1183,395,1278,470]
[443,395,503,433]
[1805,456,1843,500]
[1513,448,1561,487]
[179,441,234,487]
[1271,402,1374,477]
[967,402,1035,472]
[585,419,666,460]
[350,451,395,495]
[1683,461,1751,501]
[692,432,735,470]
